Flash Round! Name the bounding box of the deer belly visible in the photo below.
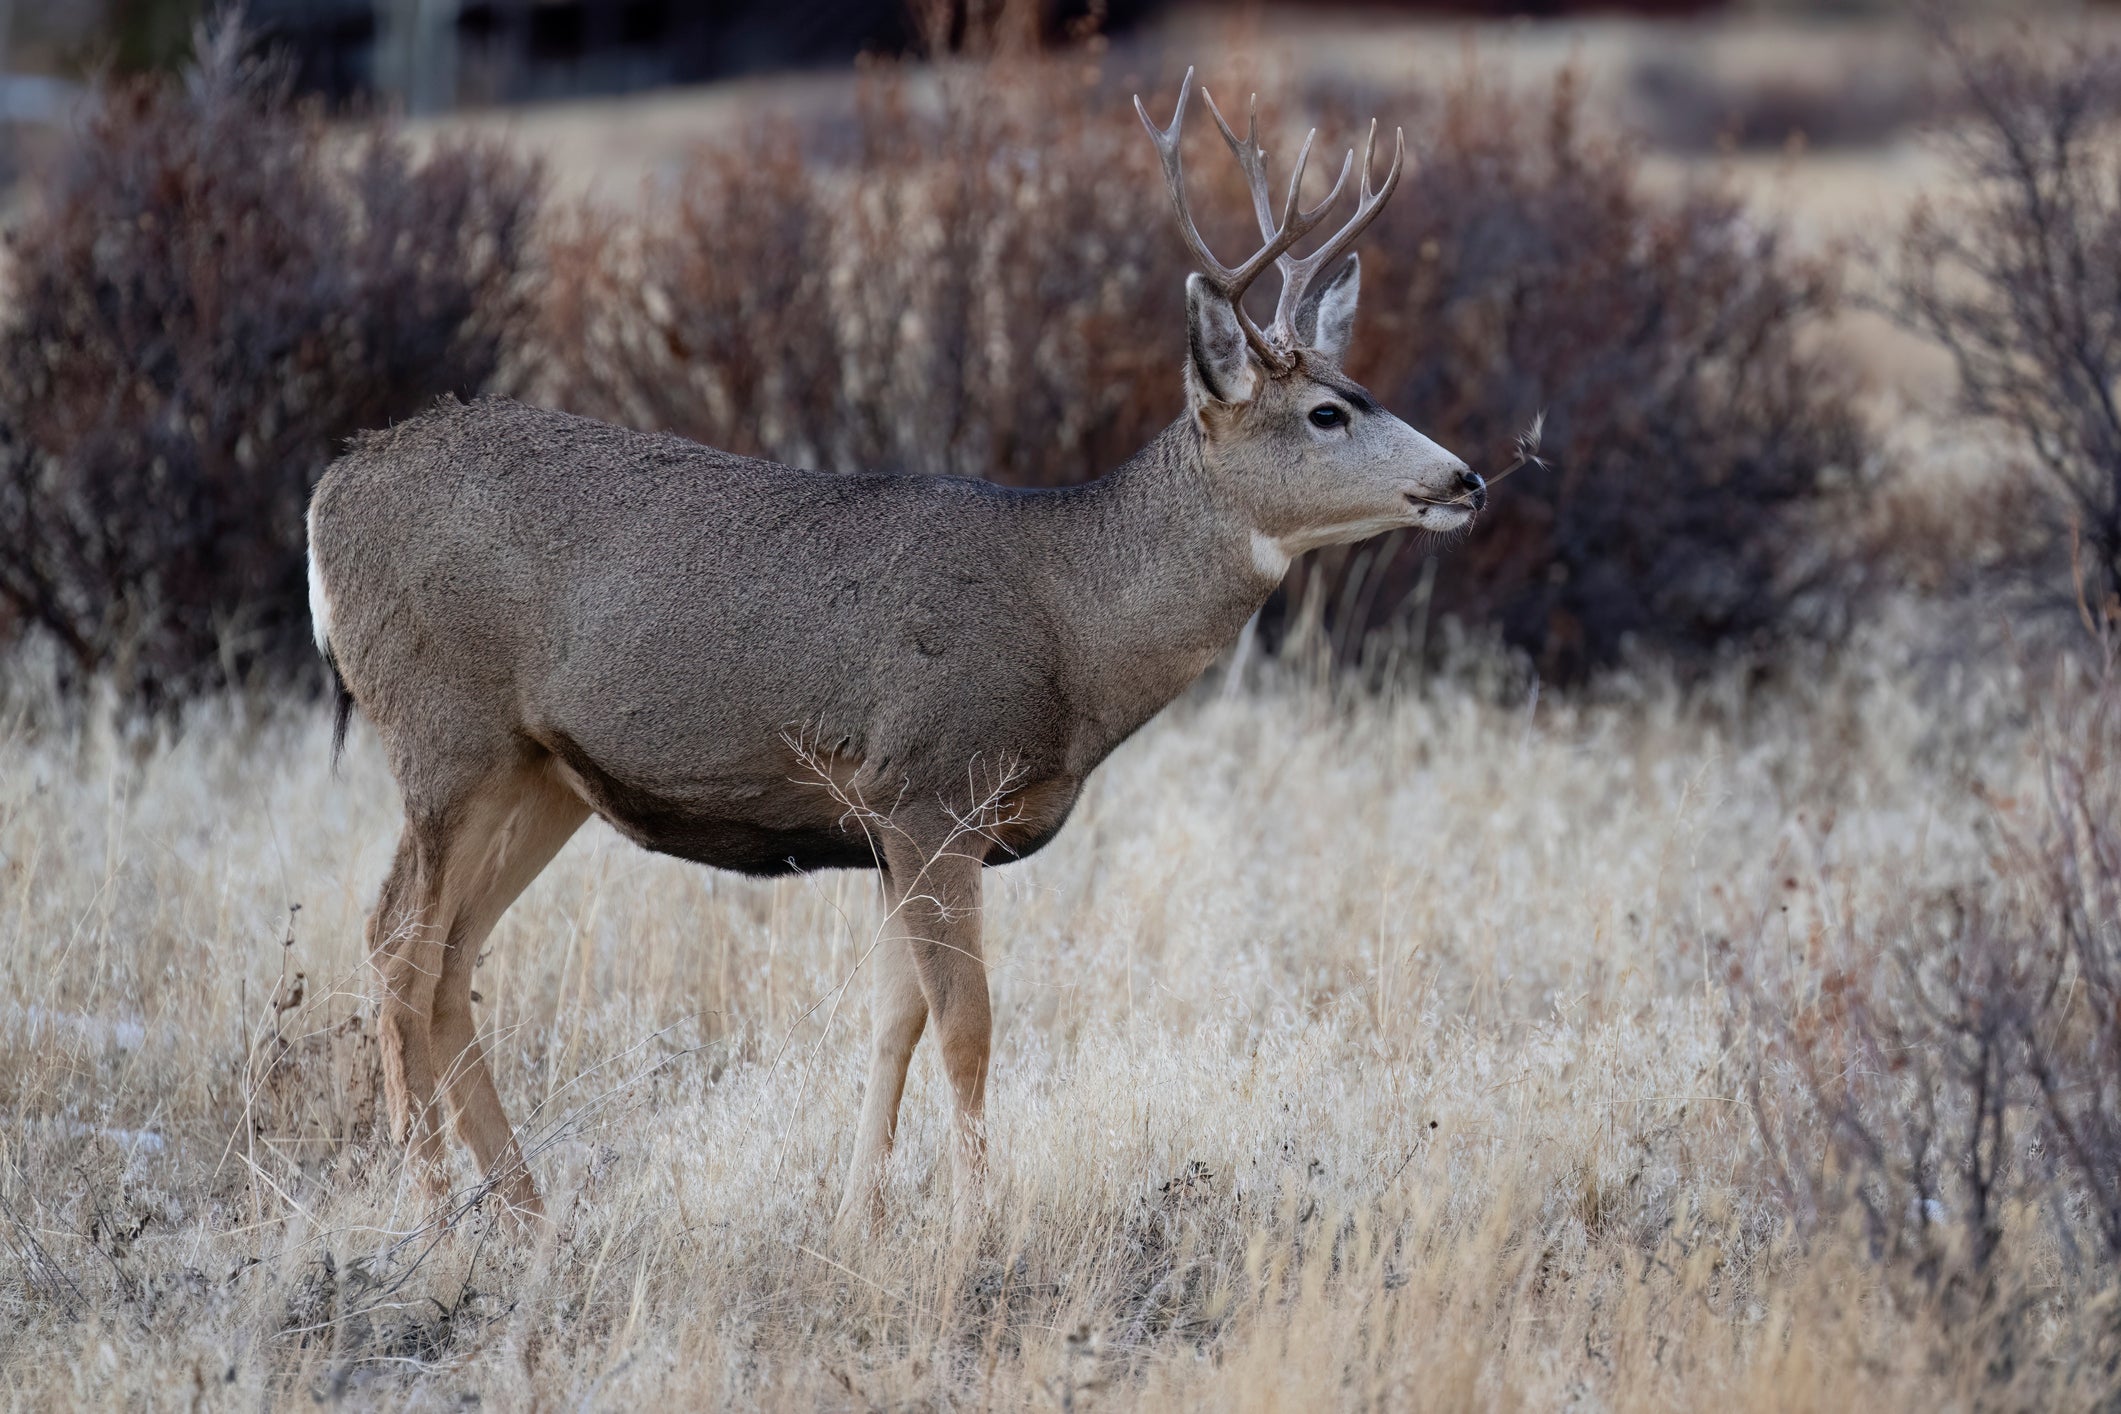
[537,727,877,876]
[982,775,1081,866]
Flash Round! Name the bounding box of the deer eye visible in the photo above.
[1308,404,1346,429]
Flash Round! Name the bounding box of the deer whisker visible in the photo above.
[1430,411,1548,505]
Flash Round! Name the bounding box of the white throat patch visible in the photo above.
[1250,531,1291,581]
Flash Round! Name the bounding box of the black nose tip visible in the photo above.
[1460,468,1487,511]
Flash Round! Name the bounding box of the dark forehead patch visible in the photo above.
[1317,377,1381,415]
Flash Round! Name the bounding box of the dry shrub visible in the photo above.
[0,20,542,710]
[543,54,1871,681]
[243,969,381,1164]
[1886,29,2121,629]
[1744,656,2121,1392]
[1343,70,1871,679]
[543,54,1183,488]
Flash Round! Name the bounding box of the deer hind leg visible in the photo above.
[368,827,449,1177]
[836,909,928,1232]
[425,762,588,1219]
[369,757,586,1202]
[880,832,991,1192]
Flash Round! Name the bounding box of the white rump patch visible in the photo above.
[305,500,334,659]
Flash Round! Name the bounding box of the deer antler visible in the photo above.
[1138,74,1406,367]
[1135,68,1351,370]
[1262,116,1404,349]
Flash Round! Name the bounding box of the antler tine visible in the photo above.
[1133,70,1217,273]
[1269,120,1408,347]
[1201,89,1354,277]
[1203,89,1277,243]
[1281,136,1353,246]
[1135,72,1279,363]
[1137,71,1336,368]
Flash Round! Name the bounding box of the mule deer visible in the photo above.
[306,71,1480,1226]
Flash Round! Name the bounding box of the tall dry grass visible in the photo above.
[3,630,2114,1408]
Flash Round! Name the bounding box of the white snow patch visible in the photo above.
[4,1003,149,1050]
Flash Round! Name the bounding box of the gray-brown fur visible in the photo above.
[306,75,1481,1225]
[317,400,1269,875]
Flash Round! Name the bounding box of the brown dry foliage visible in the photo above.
[542,56,1184,489]
[542,55,1873,681]
[1886,29,2121,629]
[0,21,542,710]
[0,29,1877,703]
[1346,71,1871,677]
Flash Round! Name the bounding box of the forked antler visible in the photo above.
[1209,95,1407,350]
[1135,68,1347,368]
[1135,70,1407,369]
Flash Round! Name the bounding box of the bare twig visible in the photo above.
[0,1164,85,1319]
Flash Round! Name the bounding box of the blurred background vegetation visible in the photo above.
[0,0,2115,706]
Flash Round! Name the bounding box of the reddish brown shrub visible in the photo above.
[543,57,1185,489]
[0,21,542,709]
[1347,71,1872,678]
[542,55,1871,682]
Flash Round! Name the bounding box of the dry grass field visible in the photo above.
[4,613,2113,1408]
[6,9,2121,1409]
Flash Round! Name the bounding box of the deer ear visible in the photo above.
[1185,273,1259,406]
[1294,253,1360,363]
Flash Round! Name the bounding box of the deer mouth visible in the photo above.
[1406,493,1477,529]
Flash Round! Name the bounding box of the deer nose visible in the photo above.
[1458,466,1487,512]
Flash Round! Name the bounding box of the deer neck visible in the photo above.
[1050,418,1281,750]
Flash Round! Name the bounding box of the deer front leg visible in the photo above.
[835,924,927,1232]
[881,835,990,1193]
